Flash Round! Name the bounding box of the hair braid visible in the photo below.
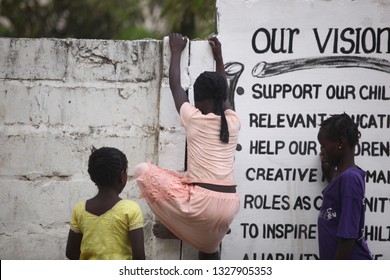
[194,71,229,143]
[320,113,361,147]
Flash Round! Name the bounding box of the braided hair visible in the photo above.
[193,71,229,143]
[88,147,128,188]
[320,113,361,147]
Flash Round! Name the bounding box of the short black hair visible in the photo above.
[88,147,128,187]
[320,113,361,147]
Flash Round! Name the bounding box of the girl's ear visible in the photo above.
[338,137,346,150]
[120,170,128,186]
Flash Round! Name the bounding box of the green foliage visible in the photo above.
[160,0,216,39]
[0,0,216,39]
[0,0,154,39]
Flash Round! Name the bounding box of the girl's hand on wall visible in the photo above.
[208,36,223,61]
[169,33,188,54]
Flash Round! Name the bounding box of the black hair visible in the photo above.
[320,113,361,147]
[88,147,128,188]
[193,71,229,143]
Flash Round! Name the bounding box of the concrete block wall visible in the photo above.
[0,36,215,260]
[0,37,165,259]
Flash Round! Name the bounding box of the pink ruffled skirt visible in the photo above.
[134,162,240,253]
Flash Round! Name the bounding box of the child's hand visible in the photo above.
[169,33,188,54]
[208,36,223,61]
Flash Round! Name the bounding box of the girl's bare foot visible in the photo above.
[152,221,178,239]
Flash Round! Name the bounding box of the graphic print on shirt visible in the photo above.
[318,207,337,221]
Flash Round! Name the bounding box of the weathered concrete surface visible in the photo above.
[0,38,163,259]
[0,35,215,260]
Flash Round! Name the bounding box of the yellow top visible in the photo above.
[70,199,143,260]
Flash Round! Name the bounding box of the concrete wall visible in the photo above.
[0,37,195,259]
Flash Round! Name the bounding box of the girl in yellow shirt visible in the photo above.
[66,147,145,260]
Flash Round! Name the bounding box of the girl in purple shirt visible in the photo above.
[317,113,372,260]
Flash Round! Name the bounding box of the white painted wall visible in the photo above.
[0,36,215,260]
[0,38,167,259]
[217,0,390,260]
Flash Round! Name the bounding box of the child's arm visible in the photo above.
[335,238,356,259]
[65,229,82,260]
[169,33,189,113]
[208,36,226,80]
[129,228,146,260]
[208,36,232,111]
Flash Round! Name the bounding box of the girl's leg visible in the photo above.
[153,221,178,239]
[134,162,149,179]
[198,250,220,260]
[134,162,186,240]
[135,163,233,255]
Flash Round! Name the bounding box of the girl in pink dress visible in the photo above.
[135,33,240,260]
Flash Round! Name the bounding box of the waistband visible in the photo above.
[194,182,237,193]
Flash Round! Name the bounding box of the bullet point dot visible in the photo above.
[237,86,245,95]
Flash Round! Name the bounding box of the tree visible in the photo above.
[160,0,216,39]
[0,0,154,39]
[0,0,216,39]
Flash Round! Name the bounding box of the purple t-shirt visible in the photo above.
[317,167,372,260]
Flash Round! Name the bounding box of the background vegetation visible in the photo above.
[0,0,216,40]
